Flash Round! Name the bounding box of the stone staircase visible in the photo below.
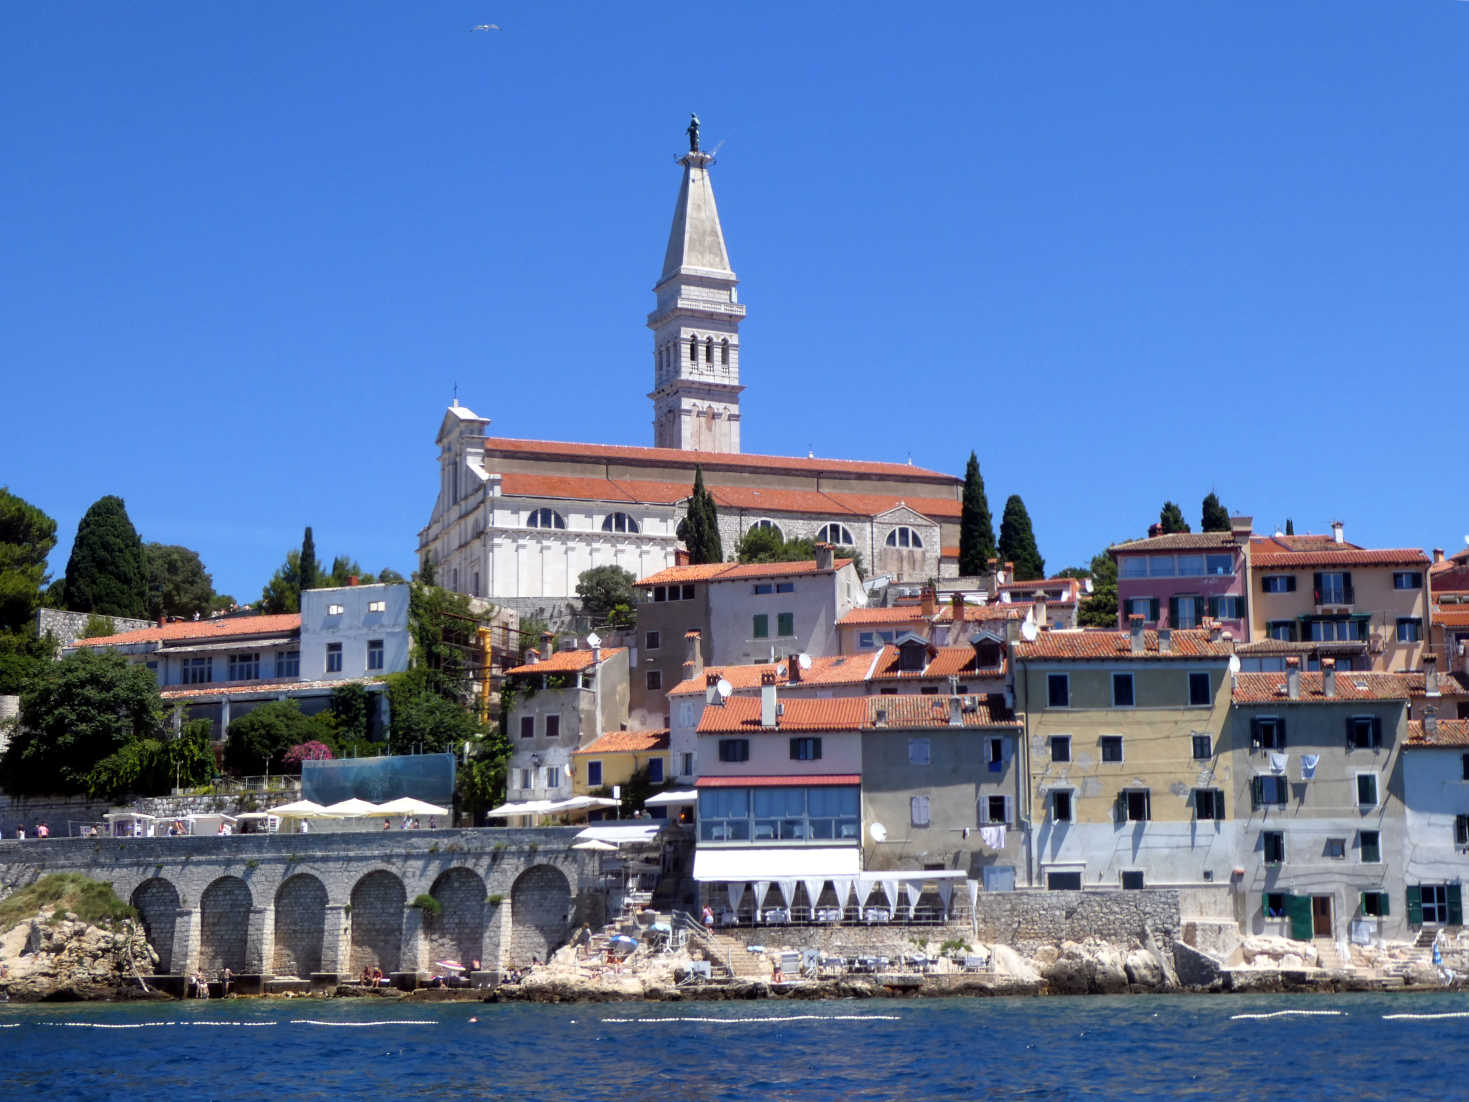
[698,929,772,981]
[1312,939,1349,972]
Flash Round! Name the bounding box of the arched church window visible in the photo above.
[704,337,713,363]
[885,526,923,549]
[748,519,782,538]
[527,508,566,530]
[720,338,730,366]
[816,523,855,546]
[602,512,640,534]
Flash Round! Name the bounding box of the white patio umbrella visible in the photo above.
[265,800,330,818]
[571,839,617,851]
[376,797,450,817]
[320,798,389,818]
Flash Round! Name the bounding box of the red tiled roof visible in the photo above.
[1251,534,1360,553]
[935,605,1026,624]
[697,774,860,788]
[867,694,1019,728]
[636,559,851,587]
[1251,547,1429,568]
[1231,672,1412,704]
[1015,628,1232,660]
[573,729,669,755]
[504,647,625,676]
[1405,719,1469,747]
[862,644,1006,682]
[1432,608,1469,628]
[1111,532,1243,553]
[160,676,379,700]
[484,436,959,482]
[839,606,934,626]
[698,696,869,733]
[74,614,302,648]
[1404,670,1469,697]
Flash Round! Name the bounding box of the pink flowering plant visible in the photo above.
[283,741,335,770]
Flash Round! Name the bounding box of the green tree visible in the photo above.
[1200,493,1230,533]
[997,495,1045,581]
[576,565,637,629]
[223,700,331,775]
[407,582,480,701]
[958,451,996,576]
[677,466,723,564]
[1076,551,1119,628]
[86,718,215,801]
[260,550,305,613]
[299,527,319,593]
[0,649,164,795]
[735,526,817,565]
[62,495,148,617]
[144,543,215,621]
[80,613,116,639]
[387,689,480,755]
[326,556,372,587]
[1159,501,1190,534]
[0,487,58,633]
[376,567,407,585]
[455,725,514,823]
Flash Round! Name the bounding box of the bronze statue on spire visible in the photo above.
[687,113,701,153]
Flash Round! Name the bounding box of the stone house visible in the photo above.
[570,728,671,805]
[1110,521,1253,640]
[1399,716,1469,931]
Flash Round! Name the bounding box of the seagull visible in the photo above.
[471,23,501,31]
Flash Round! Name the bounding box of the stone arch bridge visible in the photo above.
[0,828,606,978]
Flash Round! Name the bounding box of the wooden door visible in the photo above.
[1312,895,1332,938]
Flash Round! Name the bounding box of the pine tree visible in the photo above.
[1159,501,1190,534]
[997,495,1045,581]
[958,451,996,576]
[62,495,148,618]
[299,527,319,593]
[679,467,723,564]
[1200,493,1230,532]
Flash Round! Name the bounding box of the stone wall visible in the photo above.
[0,794,115,838]
[37,607,152,651]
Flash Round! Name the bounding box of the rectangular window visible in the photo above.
[645,670,662,691]
[367,599,387,613]
[1347,715,1381,749]
[1357,773,1379,808]
[1173,596,1201,629]
[545,766,560,789]
[1251,716,1286,750]
[545,714,560,739]
[1210,595,1244,620]
[858,632,875,649]
[1362,891,1389,918]
[908,738,931,765]
[789,737,823,761]
[1148,556,1176,577]
[1393,571,1424,590]
[518,769,531,789]
[985,795,1008,824]
[326,603,344,616]
[1189,672,1212,707]
[1265,892,1287,918]
[1047,871,1084,890]
[181,657,212,684]
[1100,735,1123,763]
[680,752,694,776]
[1262,831,1285,865]
[718,739,749,763]
[1205,553,1235,577]
[1050,735,1071,762]
[1125,597,1155,620]
[1112,673,1135,708]
[777,612,795,637]
[1176,554,1205,577]
[1119,789,1151,822]
[1121,870,1146,891]
[586,761,603,787]
[1360,830,1381,863]
[647,758,664,784]
[1194,788,1224,821]
[910,795,931,828]
[753,583,774,595]
[1047,674,1069,708]
[1253,775,1289,807]
[775,582,795,594]
[1261,575,1296,594]
[1324,838,1346,859]
[653,586,666,602]
[645,630,661,650]
[1118,556,1148,578]
[325,643,342,673]
[366,639,384,671]
[227,653,259,681]
[520,716,534,739]
[1396,618,1423,643]
[1318,572,1349,604]
[1051,790,1073,822]
[1192,734,1212,760]
[752,614,769,638]
[1455,815,1469,847]
[277,650,299,678]
[1267,620,1297,642]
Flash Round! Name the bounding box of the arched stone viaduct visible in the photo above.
[0,828,606,978]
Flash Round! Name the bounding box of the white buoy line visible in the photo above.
[40,1018,433,1029]
[602,1014,903,1024]
[1230,1010,1346,1020]
[1382,1011,1469,1021]
[289,1018,437,1027]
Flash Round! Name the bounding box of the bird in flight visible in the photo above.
[471,24,501,31]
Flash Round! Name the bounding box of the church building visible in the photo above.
[419,120,963,614]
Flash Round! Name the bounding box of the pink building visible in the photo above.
[1110,519,1253,640]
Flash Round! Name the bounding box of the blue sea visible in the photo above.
[1,991,1465,1100]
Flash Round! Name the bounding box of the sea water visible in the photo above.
[2,991,1466,1100]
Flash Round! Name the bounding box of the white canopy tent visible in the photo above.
[265,799,331,818]
[643,789,697,807]
[375,797,450,817]
[573,823,662,847]
[103,811,156,837]
[487,796,621,821]
[320,798,390,818]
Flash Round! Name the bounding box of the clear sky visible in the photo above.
[5,2,1467,603]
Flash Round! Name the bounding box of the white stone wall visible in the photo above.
[299,583,410,682]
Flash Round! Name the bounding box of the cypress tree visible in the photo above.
[997,494,1045,581]
[1285,518,1295,536]
[679,467,723,565]
[299,527,319,592]
[62,495,148,617]
[1200,493,1230,532]
[1159,501,1190,534]
[958,451,996,576]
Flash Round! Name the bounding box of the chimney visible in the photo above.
[920,585,937,619]
[1331,520,1345,545]
[948,696,963,726]
[1424,653,1441,697]
[1033,595,1048,628]
[814,542,835,572]
[1209,620,1223,644]
[1286,657,1300,700]
[348,575,358,586]
[590,637,601,665]
[951,592,965,625]
[1425,708,1440,740]
[1002,561,1015,586]
[674,547,690,566]
[157,616,166,628]
[1158,628,1172,654]
[706,671,721,705]
[525,647,540,666]
[787,653,802,685]
[684,631,704,679]
[1148,522,1163,538]
[1005,615,1021,644]
[1434,548,1445,564]
[1229,516,1253,542]
[1129,613,1145,655]
[1321,657,1337,698]
[760,670,778,728]
[541,631,555,658]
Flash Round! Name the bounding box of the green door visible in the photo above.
[1449,884,1464,926]
[1285,894,1313,941]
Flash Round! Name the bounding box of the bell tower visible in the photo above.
[647,114,746,453]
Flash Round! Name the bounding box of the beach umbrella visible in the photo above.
[434,959,466,972]
[376,797,451,817]
[265,800,329,818]
[609,935,639,949]
[320,798,388,817]
[571,839,617,851]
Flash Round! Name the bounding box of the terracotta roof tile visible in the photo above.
[1251,547,1429,568]
[1111,532,1243,553]
[665,657,866,698]
[636,559,850,587]
[159,676,378,700]
[1231,672,1412,704]
[866,694,1019,728]
[838,607,935,627]
[1404,671,1469,697]
[698,695,868,733]
[1405,719,1469,747]
[504,647,625,676]
[1015,628,1232,660]
[1431,608,1469,627]
[935,605,1025,624]
[74,614,302,648]
[573,729,669,755]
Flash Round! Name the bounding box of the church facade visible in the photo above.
[418,123,963,611]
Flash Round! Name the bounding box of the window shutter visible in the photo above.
[1115,791,1127,825]
[1345,718,1355,752]
[1250,718,1262,750]
[1148,598,1160,623]
[1286,894,1313,941]
[1407,885,1423,926]
[1379,892,1390,918]
[1278,717,1287,747]
[1283,575,1296,592]
[813,739,823,761]
[1372,716,1383,748]
[1166,596,1178,626]
[1450,885,1464,926]
[1261,573,1270,592]
[1207,596,1219,619]
[1344,573,1354,604]
[1251,775,1262,808]
[1312,572,1323,604]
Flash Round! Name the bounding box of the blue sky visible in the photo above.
[5,2,1468,602]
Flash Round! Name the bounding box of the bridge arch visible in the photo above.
[427,867,486,969]
[349,869,406,975]
[509,864,572,967]
[199,875,252,973]
[130,877,180,974]
[272,873,328,977]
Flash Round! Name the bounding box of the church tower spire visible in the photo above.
[648,114,746,453]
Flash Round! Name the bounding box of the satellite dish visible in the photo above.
[1020,619,1039,642]
[869,822,888,843]
[716,678,733,700]
[585,631,602,648]
[797,653,812,670]
[1463,534,1469,547]
[1228,654,1241,675]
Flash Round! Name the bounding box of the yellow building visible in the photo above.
[571,729,670,801]
[1014,621,1236,889]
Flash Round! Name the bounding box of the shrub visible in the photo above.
[410,893,443,916]
[0,873,136,929]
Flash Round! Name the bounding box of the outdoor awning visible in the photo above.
[693,846,861,881]
[487,796,620,819]
[104,811,156,821]
[487,800,552,818]
[573,823,662,846]
[696,774,860,788]
[644,789,698,807]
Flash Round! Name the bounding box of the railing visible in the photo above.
[670,909,735,979]
[711,903,965,928]
[199,775,302,797]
